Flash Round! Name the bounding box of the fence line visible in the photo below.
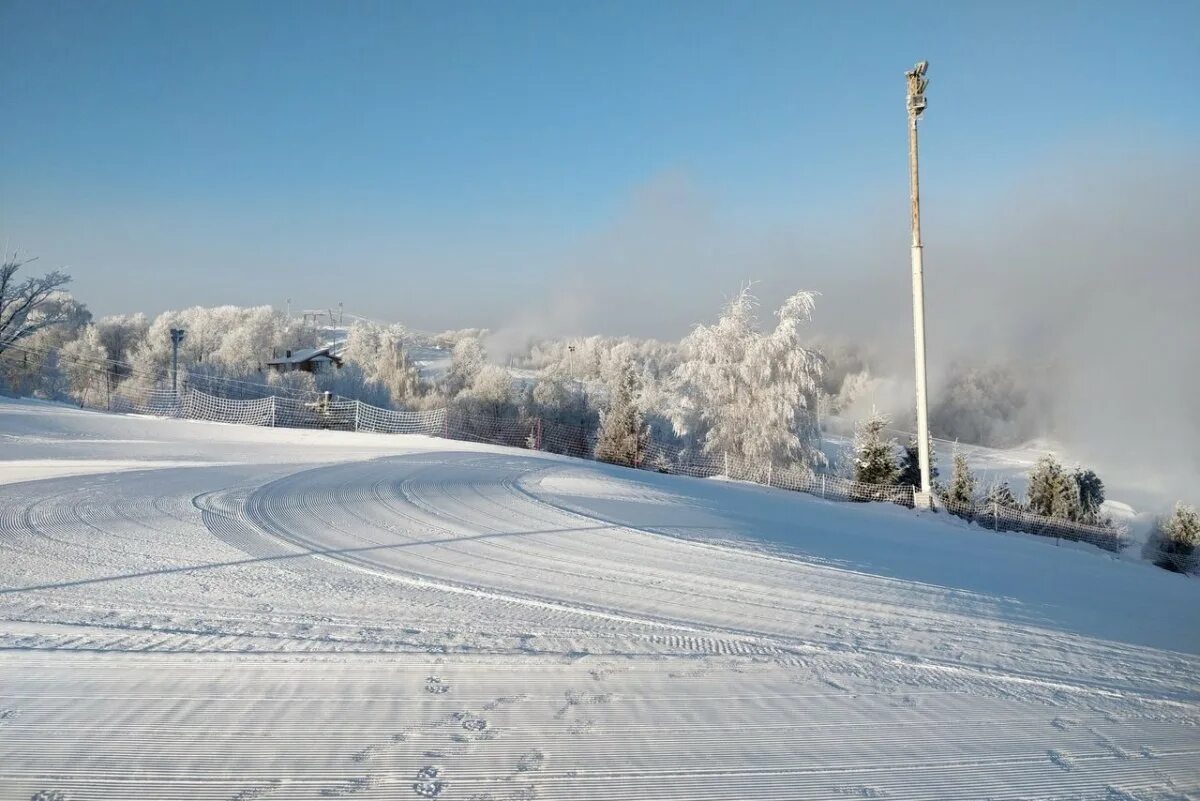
[92,382,1128,554]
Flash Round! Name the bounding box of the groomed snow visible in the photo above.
[1,397,1197,800]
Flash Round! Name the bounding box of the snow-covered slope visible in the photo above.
[1,397,1197,800]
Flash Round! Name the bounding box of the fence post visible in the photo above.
[354,400,361,432]
[993,500,998,531]
[821,474,826,499]
[269,396,276,427]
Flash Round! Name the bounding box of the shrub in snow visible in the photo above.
[595,357,650,468]
[1152,503,1199,574]
[668,287,825,471]
[852,410,899,489]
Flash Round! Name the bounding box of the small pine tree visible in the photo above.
[983,481,1019,530]
[1154,503,1199,573]
[1072,468,1106,522]
[595,358,650,468]
[853,410,900,486]
[944,446,977,509]
[985,481,1018,508]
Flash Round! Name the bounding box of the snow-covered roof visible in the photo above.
[266,347,341,366]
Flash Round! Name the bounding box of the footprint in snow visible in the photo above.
[413,765,446,798]
[425,676,450,694]
[461,716,488,732]
[516,749,546,772]
[1047,749,1074,771]
[31,792,67,801]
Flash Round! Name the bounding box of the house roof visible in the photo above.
[266,347,343,366]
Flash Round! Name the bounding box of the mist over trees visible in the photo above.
[2,275,1193,571]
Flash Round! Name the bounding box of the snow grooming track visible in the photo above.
[1,407,1199,800]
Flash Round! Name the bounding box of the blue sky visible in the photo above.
[2,0,1197,335]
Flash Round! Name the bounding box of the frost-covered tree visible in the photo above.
[943,446,978,514]
[669,287,824,469]
[340,322,425,407]
[985,481,1019,508]
[0,258,74,357]
[1152,503,1199,573]
[267,369,317,396]
[443,336,485,398]
[526,363,597,457]
[595,357,650,468]
[1026,454,1079,520]
[1072,468,1106,522]
[317,362,390,408]
[0,290,91,399]
[60,325,110,406]
[127,305,317,393]
[852,410,900,486]
[453,364,514,421]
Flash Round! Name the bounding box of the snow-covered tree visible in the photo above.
[1072,468,1106,522]
[267,369,317,396]
[595,357,649,468]
[984,481,1018,508]
[0,290,91,399]
[59,325,109,406]
[852,410,900,486]
[126,305,317,393]
[443,336,485,398]
[0,258,74,357]
[669,287,824,469]
[1152,503,1199,573]
[1026,454,1078,520]
[526,363,597,457]
[943,445,978,514]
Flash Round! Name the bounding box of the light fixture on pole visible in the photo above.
[170,327,186,397]
[905,60,933,508]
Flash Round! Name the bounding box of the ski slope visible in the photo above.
[1,398,1197,800]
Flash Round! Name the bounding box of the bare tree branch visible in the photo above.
[0,258,73,356]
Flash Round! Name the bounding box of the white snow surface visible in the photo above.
[1,397,1197,800]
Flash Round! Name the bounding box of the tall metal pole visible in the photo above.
[170,328,186,397]
[906,61,933,507]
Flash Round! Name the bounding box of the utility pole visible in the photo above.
[170,327,186,397]
[906,60,933,508]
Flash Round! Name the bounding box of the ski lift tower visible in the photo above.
[906,60,933,508]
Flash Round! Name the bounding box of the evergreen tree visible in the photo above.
[945,446,977,508]
[595,358,649,467]
[1154,503,1199,573]
[852,410,900,486]
[1026,454,1078,520]
[985,481,1018,508]
[1072,468,1106,522]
